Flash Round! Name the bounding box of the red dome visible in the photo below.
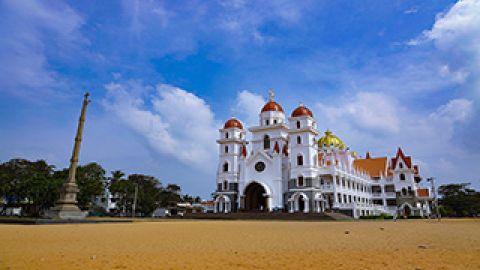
[224,118,243,129]
[291,105,313,117]
[261,101,284,113]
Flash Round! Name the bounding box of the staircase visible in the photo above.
[184,212,353,221]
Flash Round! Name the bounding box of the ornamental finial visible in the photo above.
[268,89,275,101]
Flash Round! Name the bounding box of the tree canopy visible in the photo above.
[438,183,480,217]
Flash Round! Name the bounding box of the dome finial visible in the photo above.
[268,89,275,101]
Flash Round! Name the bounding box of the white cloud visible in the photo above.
[424,0,480,51]
[103,81,218,172]
[404,7,418,14]
[316,92,401,134]
[314,94,476,182]
[233,90,266,127]
[0,0,85,100]
[408,0,480,96]
[429,98,473,123]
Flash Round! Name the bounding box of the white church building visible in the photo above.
[213,92,433,218]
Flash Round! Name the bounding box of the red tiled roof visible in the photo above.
[417,188,429,197]
[391,147,412,169]
[353,157,388,178]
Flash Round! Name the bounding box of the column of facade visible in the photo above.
[381,183,387,207]
[332,175,339,208]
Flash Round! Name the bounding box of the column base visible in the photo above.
[45,204,87,220]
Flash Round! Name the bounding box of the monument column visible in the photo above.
[47,93,90,219]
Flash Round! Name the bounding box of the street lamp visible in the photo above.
[427,177,441,221]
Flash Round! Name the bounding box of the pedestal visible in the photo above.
[46,182,86,220]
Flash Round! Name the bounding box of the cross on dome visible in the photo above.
[268,89,275,101]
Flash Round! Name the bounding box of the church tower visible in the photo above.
[215,117,246,213]
[287,104,319,212]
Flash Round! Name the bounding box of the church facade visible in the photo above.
[213,93,433,218]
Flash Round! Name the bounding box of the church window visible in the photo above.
[296,121,301,129]
[298,176,304,187]
[225,132,229,139]
[400,173,406,181]
[266,120,269,126]
[263,135,270,150]
[225,146,228,153]
[297,155,303,166]
[223,162,229,172]
[297,136,301,144]
[399,162,403,169]
[274,119,277,124]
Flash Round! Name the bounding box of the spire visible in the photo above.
[273,141,280,153]
[282,143,288,156]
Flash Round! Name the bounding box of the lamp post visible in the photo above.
[427,177,441,221]
[132,183,138,218]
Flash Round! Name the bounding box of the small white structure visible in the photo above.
[213,91,433,218]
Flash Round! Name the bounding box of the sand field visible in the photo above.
[0,219,479,269]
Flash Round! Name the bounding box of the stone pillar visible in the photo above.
[47,93,90,220]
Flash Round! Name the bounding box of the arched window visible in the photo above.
[298,176,304,187]
[273,119,277,124]
[400,173,406,181]
[225,132,229,139]
[296,121,301,129]
[223,162,229,172]
[223,180,228,191]
[297,155,303,166]
[224,146,228,153]
[265,120,269,126]
[297,136,301,144]
[399,162,403,169]
[263,135,270,150]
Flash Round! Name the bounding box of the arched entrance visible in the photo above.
[403,205,412,217]
[298,196,305,212]
[244,182,267,211]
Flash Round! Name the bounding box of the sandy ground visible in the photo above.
[0,219,479,270]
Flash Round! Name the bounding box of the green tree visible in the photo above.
[438,183,480,217]
[109,173,163,216]
[53,163,106,210]
[0,159,62,216]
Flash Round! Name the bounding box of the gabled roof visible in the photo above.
[353,156,388,178]
[391,147,412,170]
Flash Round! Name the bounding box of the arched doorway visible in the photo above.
[403,204,412,217]
[244,182,267,211]
[298,196,305,212]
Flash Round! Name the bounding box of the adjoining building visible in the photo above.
[213,92,433,218]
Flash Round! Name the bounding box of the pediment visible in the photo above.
[246,150,273,166]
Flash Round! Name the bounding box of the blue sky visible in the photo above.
[1,0,479,197]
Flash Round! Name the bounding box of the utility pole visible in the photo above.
[132,183,138,218]
[427,177,441,221]
[47,93,90,219]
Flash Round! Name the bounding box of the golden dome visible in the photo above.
[318,130,347,149]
